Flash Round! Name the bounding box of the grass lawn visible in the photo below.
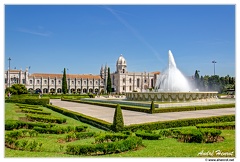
[4,103,235,158]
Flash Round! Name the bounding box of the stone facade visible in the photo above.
[4,54,160,94]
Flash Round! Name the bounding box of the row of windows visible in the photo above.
[5,78,26,84]
[31,88,99,94]
[121,78,154,88]
[29,79,99,85]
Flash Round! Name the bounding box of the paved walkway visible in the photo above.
[50,99,235,126]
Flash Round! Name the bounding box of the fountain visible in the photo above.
[155,50,191,92]
[125,50,218,102]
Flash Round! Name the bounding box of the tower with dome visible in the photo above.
[101,54,160,94]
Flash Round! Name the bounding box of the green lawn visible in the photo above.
[5,103,235,157]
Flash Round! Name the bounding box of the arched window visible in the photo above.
[123,69,125,73]
[123,78,125,83]
[51,80,54,85]
[57,88,61,93]
[129,78,132,83]
[58,80,61,85]
[44,80,47,85]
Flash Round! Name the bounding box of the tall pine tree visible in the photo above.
[62,68,67,94]
[107,67,112,94]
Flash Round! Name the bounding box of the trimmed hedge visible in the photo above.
[62,98,234,114]
[65,132,96,142]
[135,131,162,140]
[178,128,222,143]
[5,120,55,130]
[61,98,150,113]
[124,115,235,132]
[46,104,112,131]
[6,98,50,106]
[5,129,42,151]
[26,114,66,124]
[20,109,51,115]
[154,103,235,113]
[95,133,129,144]
[32,125,88,134]
[66,136,142,155]
[196,122,235,130]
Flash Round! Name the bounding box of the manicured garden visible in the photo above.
[5,101,235,157]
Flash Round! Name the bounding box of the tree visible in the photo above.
[62,68,67,94]
[150,100,155,114]
[194,70,200,90]
[5,84,27,95]
[107,67,112,94]
[112,104,124,132]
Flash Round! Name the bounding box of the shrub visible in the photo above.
[177,128,222,143]
[112,104,124,132]
[65,132,96,142]
[26,114,66,124]
[32,125,87,134]
[196,122,235,130]
[135,131,162,140]
[124,115,235,132]
[178,129,203,143]
[150,100,155,114]
[21,109,51,115]
[199,128,222,143]
[5,120,54,130]
[95,133,129,144]
[6,98,50,106]
[66,136,142,155]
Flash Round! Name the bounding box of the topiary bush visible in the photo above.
[112,104,124,132]
[150,100,155,114]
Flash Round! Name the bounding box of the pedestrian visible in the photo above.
[7,92,11,99]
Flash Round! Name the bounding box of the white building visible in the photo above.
[102,54,160,93]
[5,54,160,94]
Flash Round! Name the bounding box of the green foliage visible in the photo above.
[33,125,75,134]
[66,136,142,155]
[20,109,51,115]
[150,100,155,114]
[26,114,67,124]
[5,120,55,130]
[5,98,50,106]
[95,133,129,144]
[178,128,222,143]
[154,103,235,113]
[64,132,96,142]
[196,122,235,130]
[5,84,28,95]
[62,68,67,94]
[124,115,235,132]
[107,67,112,94]
[112,104,124,132]
[135,130,162,140]
[197,74,235,93]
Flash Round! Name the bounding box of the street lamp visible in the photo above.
[212,61,217,75]
[8,57,11,87]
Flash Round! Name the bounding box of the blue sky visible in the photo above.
[4,5,235,77]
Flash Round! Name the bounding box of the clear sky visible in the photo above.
[4,4,235,77]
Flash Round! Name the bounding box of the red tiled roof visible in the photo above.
[151,71,160,75]
[30,73,101,79]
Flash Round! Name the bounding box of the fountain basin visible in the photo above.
[126,92,218,102]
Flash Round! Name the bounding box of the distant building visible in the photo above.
[4,54,160,94]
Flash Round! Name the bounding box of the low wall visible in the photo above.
[126,92,218,102]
